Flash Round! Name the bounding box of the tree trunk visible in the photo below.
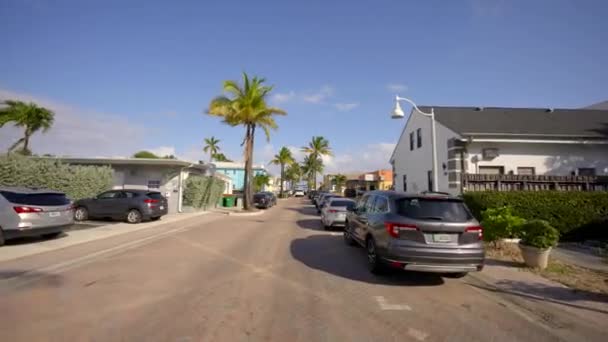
[209,152,213,163]
[22,128,31,154]
[243,124,255,210]
[280,164,284,197]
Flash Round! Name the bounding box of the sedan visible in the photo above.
[321,198,355,230]
[74,190,168,224]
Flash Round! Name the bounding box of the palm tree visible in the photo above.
[207,73,286,210]
[285,163,302,190]
[301,136,332,189]
[302,155,323,191]
[253,173,271,192]
[269,147,295,197]
[333,174,347,194]
[0,100,54,155]
[203,136,221,162]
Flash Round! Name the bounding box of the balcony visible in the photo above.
[463,173,608,192]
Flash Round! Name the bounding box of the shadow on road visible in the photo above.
[285,205,318,216]
[3,232,68,246]
[485,258,525,268]
[296,219,324,231]
[0,270,64,289]
[290,234,444,286]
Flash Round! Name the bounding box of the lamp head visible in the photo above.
[391,97,405,119]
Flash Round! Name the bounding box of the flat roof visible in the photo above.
[39,157,211,170]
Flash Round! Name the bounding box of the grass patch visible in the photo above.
[485,242,608,295]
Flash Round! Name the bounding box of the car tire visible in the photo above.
[0,228,5,247]
[366,237,385,274]
[74,207,89,221]
[42,232,62,239]
[443,272,468,279]
[126,209,142,224]
[343,224,356,246]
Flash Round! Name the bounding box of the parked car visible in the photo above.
[344,191,485,276]
[317,194,341,213]
[321,198,355,230]
[294,189,305,197]
[343,188,357,198]
[308,190,318,200]
[314,192,329,208]
[0,186,74,245]
[261,191,277,206]
[74,190,168,224]
[253,192,274,209]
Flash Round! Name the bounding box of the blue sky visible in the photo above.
[1,0,607,174]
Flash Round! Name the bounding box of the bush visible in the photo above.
[480,206,526,242]
[463,191,608,241]
[0,155,113,201]
[182,175,225,209]
[520,220,560,249]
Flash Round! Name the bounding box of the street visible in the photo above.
[0,198,604,341]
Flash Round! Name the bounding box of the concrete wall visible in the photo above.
[391,111,460,194]
[466,142,608,176]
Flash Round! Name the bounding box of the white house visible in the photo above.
[390,106,608,194]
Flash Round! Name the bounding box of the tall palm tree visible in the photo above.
[253,173,271,192]
[302,155,323,191]
[203,136,221,162]
[301,136,332,189]
[333,174,347,194]
[207,73,286,210]
[285,163,302,189]
[269,147,295,197]
[0,100,54,155]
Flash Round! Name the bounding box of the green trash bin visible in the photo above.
[223,196,235,207]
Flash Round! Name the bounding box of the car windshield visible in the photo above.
[330,200,354,209]
[1,191,70,206]
[147,192,163,199]
[395,198,473,222]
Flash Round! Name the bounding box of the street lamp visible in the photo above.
[391,95,438,192]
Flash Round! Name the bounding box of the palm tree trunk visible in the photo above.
[22,128,32,154]
[243,124,255,210]
[280,164,284,197]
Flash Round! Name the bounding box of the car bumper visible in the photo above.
[382,243,485,273]
[142,206,168,219]
[3,224,72,239]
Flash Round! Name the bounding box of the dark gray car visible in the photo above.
[344,191,484,276]
[74,190,168,224]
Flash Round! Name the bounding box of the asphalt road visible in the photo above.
[0,198,602,341]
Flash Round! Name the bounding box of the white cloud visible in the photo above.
[148,146,176,157]
[270,91,296,104]
[334,102,359,112]
[0,88,147,157]
[302,85,334,104]
[386,83,408,93]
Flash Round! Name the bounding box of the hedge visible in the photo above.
[463,191,608,241]
[0,155,113,201]
[182,175,225,209]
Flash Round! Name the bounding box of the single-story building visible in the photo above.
[54,158,232,213]
[213,161,268,192]
[390,106,608,194]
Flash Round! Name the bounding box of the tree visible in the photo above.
[301,155,323,191]
[132,151,160,158]
[211,153,232,162]
[0,100,55,155]
[269,147,295,197]
[301,136,332,189]
[203,136,221,162]
[285,163,302,189]
[207,73,286,210]
[253,173,271,193]
[333,174,347,193]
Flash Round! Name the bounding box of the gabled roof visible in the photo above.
[417,106,608,138]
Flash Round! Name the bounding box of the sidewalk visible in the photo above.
[468,260,608,340]
[552,243,608,273]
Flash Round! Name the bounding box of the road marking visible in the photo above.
[374,296,412,311]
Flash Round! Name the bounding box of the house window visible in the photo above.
[402,174,407,192]
[479,166,505,175]
[409,132,415,151]
[517,167,535,175]
[578,168,596,176]
[416,128,422,148]
[148,180,161,189]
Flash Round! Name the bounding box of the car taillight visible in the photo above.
[465,226,483,240]
[144,199,159,204]
[384,222,418,238]
[13,206,43,214]
[328,209,338,213]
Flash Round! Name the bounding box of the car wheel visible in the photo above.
[0,228,5,247]
[42,232,62,239]
[126,209,142,224]
[366,237,385,274]
[343,224,356,246]
[74,207,88,221]
[443,272,468,279]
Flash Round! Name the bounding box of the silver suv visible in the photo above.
[0,187,74,246]
[344,191,485,276]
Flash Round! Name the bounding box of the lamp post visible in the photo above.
[391,95,438,192]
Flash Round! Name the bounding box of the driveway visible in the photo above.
[0,198,605,341]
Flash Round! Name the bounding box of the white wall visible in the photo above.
[466,142,608,176]
[391,111,460,194]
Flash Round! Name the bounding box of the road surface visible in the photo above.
[0,198,605,341]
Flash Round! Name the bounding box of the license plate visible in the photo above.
[49,212,60,217]
[160,206,164,210]
[433,234,451,243]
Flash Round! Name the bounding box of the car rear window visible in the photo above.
[330,200,354,209]
[254,194,266,199]
[1,191,70,206]
[147,192,163,199]
[395,198,473,222]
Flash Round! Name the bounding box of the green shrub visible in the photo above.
[520,220,560,249]
[480,206,526,242]
[463,191,608,241]
[0,155,113,200]
[183,175,225,209]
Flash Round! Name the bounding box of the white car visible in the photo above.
[294,190,305,197]
[321,197,355,230]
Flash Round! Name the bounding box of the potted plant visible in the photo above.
[480,206,526,244]
[518,220,560,269]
